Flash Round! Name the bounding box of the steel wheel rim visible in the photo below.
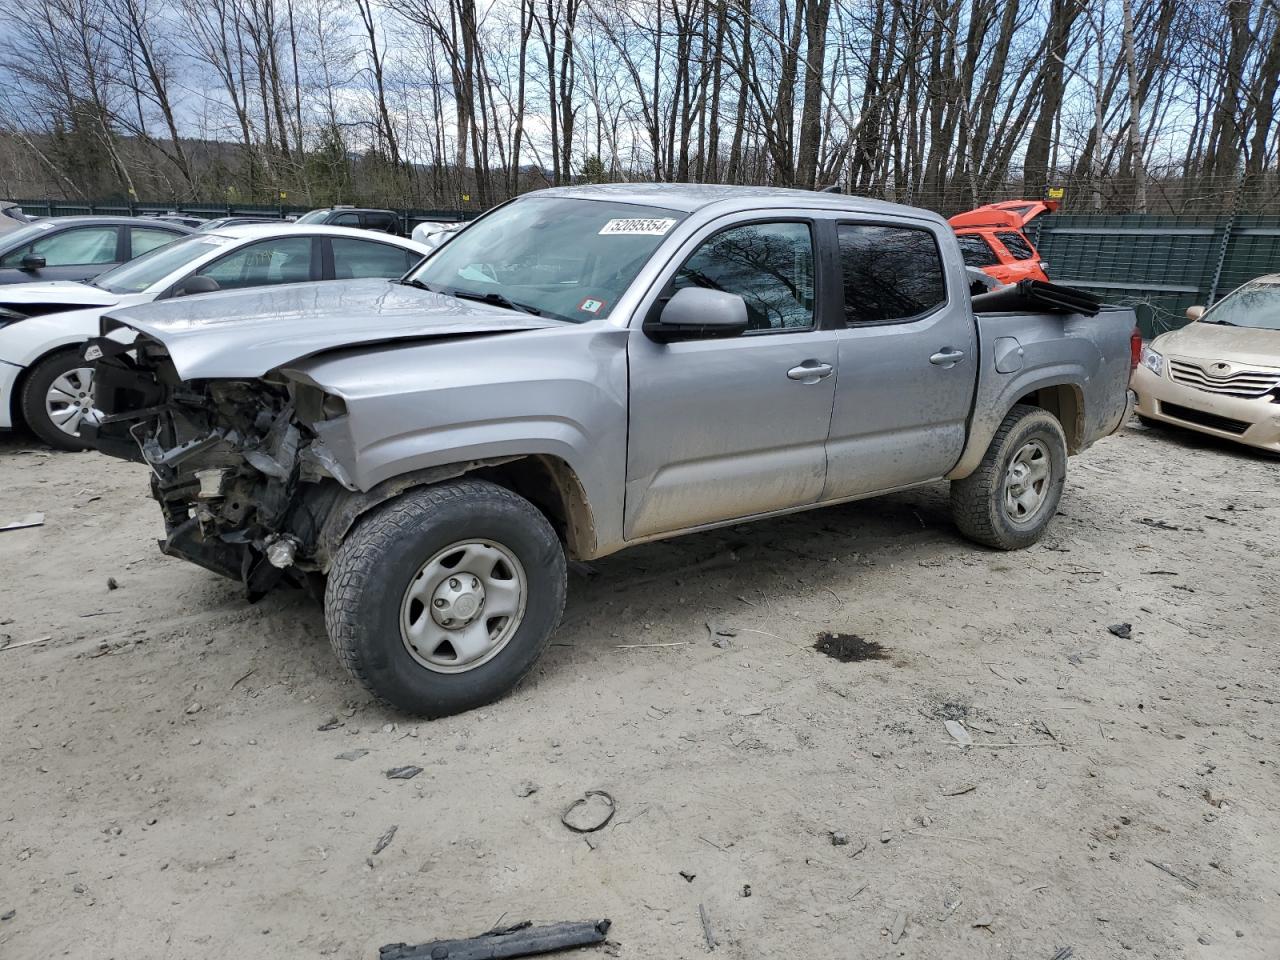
[399,539,527,674]
[45,366,98,437]
[1003,438,1051,524]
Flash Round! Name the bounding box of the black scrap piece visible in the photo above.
[379,919,611,960]
[813,632,888,662]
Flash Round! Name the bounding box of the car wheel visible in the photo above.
[19,348,97,451]
[324,479,567,717]
[950,403,1067,550]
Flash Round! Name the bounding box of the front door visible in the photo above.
[822,220,978,500]
[625,219,837,540]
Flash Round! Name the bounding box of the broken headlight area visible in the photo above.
[85,335,352,601]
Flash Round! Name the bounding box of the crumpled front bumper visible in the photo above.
[1132,364,1280,452]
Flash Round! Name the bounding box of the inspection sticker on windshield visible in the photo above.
[599,218,677,236]
[578,297,606,314]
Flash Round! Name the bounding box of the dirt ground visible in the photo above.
[2,418,1278,960]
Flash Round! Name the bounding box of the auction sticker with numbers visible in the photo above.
[598,218,677,236]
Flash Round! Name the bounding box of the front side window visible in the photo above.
[333,238,416,279]
[130,226,180,257]
[670,222,815,332]
[195,237,314,291]
[0,225,118,267]
[410,196,688,323]
[996,231,1036,261]
[956,233,999,267]
[839,224,947,325]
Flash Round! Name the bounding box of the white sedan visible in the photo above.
[0,224,430,449]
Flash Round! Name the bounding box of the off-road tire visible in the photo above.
[950,404,1067,550]
[19,348,94,451]
[324,480,567,717]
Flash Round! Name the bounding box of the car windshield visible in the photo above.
[0,220,60,252]
[91,235,232,294]
[1200,280,1280,331]
[294,209,331,224]
[407,196,687,322]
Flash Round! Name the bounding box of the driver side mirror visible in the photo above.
[19,254,45,271]
[645,286,749,343]
[174,274,220,297]
[1186,305,1205,322]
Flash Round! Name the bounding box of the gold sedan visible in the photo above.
[1132,275,1280,453]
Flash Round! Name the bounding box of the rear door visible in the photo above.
[625,218,837,540]
[822,220,978,500]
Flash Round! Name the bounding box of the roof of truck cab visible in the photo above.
[532,183,946,220]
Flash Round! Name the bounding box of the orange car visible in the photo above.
[949,200,1057,285]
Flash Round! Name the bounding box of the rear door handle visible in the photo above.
[929,348,966,367]
[787,360,834,383]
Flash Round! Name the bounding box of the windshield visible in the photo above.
[91,235,232,294]
[294,209,330,224]
[407,196,687,322]
[0,220,59,251]
[1201,280,1280,331]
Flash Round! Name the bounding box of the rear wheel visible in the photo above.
[950,404,1067,550]
[324,480,566,717]
[19,348,97,451]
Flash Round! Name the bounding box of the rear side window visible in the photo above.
[332,238,415,279]
[130,226,179,257]
[671,221,816,332]
[955,233,1000,267]
[363,213,397,232]
[331,212,361,226]
[838,224,947,325]
[996,231,1036,260]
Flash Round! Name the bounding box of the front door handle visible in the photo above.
[929,348,966,367]
[787,360,834,384]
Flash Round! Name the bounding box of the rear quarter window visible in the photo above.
[996,231,1036,261]
[955,233,1000,267]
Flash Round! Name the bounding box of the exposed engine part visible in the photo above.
[265,535,299,569]
[85,334,350,601]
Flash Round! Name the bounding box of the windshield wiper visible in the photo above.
[401,277,445,293]
[449,289,542,316]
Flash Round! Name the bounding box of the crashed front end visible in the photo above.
[84,329,354,600]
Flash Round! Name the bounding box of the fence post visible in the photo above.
[1206,215,1236,306]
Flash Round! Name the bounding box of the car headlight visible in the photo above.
[1140,344,1164,376]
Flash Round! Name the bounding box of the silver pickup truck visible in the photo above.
[86,185,1137,716]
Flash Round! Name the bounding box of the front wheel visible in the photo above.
[19,348,97,451]
[950,404,1067,550]
[324,480,567,717]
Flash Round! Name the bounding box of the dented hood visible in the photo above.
[103,278,560,379]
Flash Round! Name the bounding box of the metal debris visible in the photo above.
[372,825,398,856]
[0,513,44,533]
[561,790,616,833]
[385,766,423,780]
